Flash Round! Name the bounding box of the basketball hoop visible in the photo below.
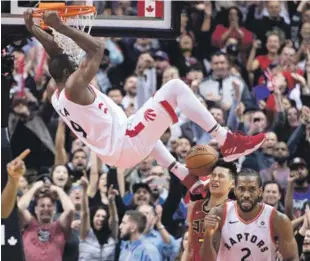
[33,3,97,65]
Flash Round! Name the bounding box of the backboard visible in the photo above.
[1,1,180,48]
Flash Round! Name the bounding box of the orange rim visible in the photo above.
[32,5,96,18]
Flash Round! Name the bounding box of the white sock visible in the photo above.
[209,124,228,146]
[170,162,188,181]
[150,140,189,181]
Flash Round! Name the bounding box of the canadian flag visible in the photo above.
[138,0,163,18]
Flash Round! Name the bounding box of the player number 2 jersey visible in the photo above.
[217,201,277,261]
[51,85,127,166]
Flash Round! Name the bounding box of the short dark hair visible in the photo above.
[263,180,281,193]
[71,148,87,160]
[137,204,157,216]
[212,159,237,180]
[48,54,76,82]
[106,87,125,96]
[211,51,228,61]
[236,169,262,188]
[34,191,56,207]
[125,210,147,233]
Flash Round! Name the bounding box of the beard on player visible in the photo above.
[237,194,260,212]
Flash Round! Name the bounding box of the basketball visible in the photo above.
[185,145,218,177]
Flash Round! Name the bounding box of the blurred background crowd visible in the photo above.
[3,1,310,261]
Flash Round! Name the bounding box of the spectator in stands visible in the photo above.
[262,181,284,213]
[211,7,253,50]
[137,204,179,260]
[285,157,310,219]
[247,1,290,44]
[174,230,189,261]
[260,141,290,190]
[122,75,138,111]
[199,52,253,111]
[18,181,75,261]
[106,87,124,108]
[242,131,277,172]
[119,210,161,261]
[79,177,118,261]
[51,164,71,193]
[247,31,281,85]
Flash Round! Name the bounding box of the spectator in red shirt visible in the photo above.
[211,7,253,50]
[18,181,75,261]
[248,31,281,73]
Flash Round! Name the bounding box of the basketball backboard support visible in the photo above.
[1,1,180,48]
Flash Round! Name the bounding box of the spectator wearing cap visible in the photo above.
[222,37,250,86]
[137,204,179,261]
[285,157,310,219]
[154,50,171,89]
[211,7,253,50]
[199,51,253,112]
[122,182,154,212]
[288,117,310,168]
[18,181,75,261]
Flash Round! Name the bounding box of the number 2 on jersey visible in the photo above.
[241,248,251,261]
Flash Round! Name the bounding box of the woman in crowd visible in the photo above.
[79,177,118,261]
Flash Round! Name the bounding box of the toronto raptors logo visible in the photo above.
[144,109,156,122]
[98,103,108,114]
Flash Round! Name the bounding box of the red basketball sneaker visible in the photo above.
[221,132,266,162]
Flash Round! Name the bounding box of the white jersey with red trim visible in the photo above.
[217,201,277,261]
[51,85,127,166]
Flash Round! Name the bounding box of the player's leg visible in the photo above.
[153,79,265,161]
[150,140,205,194]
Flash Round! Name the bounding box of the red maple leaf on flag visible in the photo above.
[146,5,154,13]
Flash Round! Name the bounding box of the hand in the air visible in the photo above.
[24,9,34,32]
[7,149,30,181]
[107,185,119,202]
[42,11,63,30]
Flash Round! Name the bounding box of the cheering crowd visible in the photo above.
[3,1,310,261]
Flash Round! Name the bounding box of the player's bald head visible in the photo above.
[48,54,76,83]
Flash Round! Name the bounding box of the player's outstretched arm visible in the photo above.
[200,205,223,261]
[24,10,63,57]
[274,211,299,261]
[42,11,104,94]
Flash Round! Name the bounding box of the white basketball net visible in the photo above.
[51,11,96,65]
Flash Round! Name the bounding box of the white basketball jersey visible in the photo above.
[217,201,277,261]
[51,85,127,166]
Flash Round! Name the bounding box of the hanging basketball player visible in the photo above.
[201,169,299,261]
[23,10,265,194]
